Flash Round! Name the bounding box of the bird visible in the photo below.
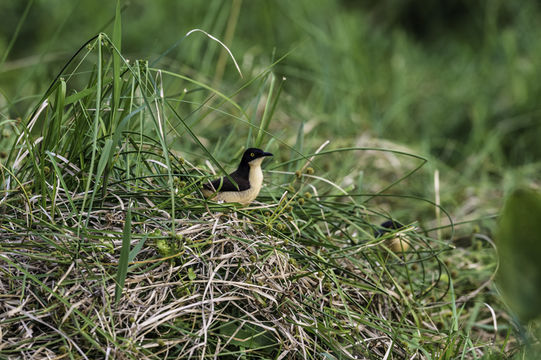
[374,220,410,253]
[202,148,273,205]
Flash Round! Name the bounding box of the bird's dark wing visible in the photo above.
[204,170,251,192]
[374,220,404,237]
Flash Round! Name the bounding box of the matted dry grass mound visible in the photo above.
[1,180,474,359]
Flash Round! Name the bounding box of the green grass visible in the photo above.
[1,0,538,358]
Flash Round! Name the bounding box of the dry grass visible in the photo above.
[0,160,506,358]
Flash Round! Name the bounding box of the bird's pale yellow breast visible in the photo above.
[204,157,265,205]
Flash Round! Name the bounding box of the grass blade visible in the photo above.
[255,73,276,147]
[115,205,132,304]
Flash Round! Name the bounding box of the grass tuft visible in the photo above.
[0,25,512,359]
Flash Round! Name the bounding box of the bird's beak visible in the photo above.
[262,152,273,157]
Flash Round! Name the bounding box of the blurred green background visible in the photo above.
[1,0,540,216]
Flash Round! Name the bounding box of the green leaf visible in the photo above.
[113,0,122,55]
[115,206,132,304]
[496,188,541,323]
[187,267,196,281]
[54,78,66,141]
[112,0,122,132]
[96,138,114,181]
[128,234,148,263]
[219,321,276,350]
[44,78,66,151]
[64,85,97,105]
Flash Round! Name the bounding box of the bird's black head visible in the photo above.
[240,148,273,165]
[374,220,404,238]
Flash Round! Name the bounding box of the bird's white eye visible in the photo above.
[250,152,255,157]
